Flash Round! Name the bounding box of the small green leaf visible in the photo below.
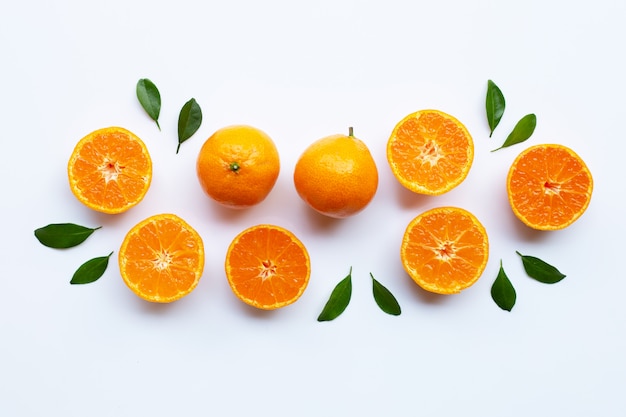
[177,98,202,154]
[136,78,162,130]
[70,252,113,285]
[491,260,516,311]
[486,80,506,137]
[34,223,101,249]
[371,273,401,316]
[492,113,537,151]
[317,267,352,322]
[516,251,566,284]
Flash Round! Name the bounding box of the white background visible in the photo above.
[1,1,624,416]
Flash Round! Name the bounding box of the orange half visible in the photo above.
[387,110,474,195]
[507,144,593,230]
[119,214,205,303]
[401,207,489,294]
[225,224,311,310]
[68,126,152,214]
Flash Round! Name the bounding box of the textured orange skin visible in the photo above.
[401,207,489,295]
[67,127,152,214]
[293,133,378,218]
[196,125,280,209]
[507,144,593,230]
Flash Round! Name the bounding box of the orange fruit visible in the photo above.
[401,207,489,295]
[507,144,593,230]
[118,213,205,303]
[196,125,280,209]
[67,127,152,214]
[387,109,474,195]
[293,127,378,218]
[225,224,311,310]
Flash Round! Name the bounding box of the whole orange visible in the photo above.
[196,125,280,209]
[293,128,378,218]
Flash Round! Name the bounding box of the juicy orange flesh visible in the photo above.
[389,112,471,192]
[121,218,203,301]
[70,130,150,211]
[402,209,488,293]
[508,146,592,228]
[226,227,310,309]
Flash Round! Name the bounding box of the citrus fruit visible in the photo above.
[225,224,311,310]
[68,127,152,214]
[293,127,378,218]
[387,109,474,195]
[401,207,489,295]
[196,125,280,209]
[118,213,205,303]
[507,144,593,230]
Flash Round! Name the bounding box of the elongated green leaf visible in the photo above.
[136,78,161,130]
[516,251,566,284]
[70,252,113,285]
[317,267,352,322]
[491,260,516,311]
[371,273,401,316]
[486,80,505,137]
[34,223,101,249]
[492,113,537,151]
[177,98,202,153]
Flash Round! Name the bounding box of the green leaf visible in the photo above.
[492,113,537,151]
[516,251,566,284]
[70,252,113,285]
[490,260,516,311]
[371,273,401,316]
[136,78,162,130]
[34,223,101,249]
[317,267,352,322]
[486,80,505,137]
[177,98,202,154]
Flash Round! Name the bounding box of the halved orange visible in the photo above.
[68,126,152,214]
[387,109,474,195]
[401,207,489,294]
[225,224,311,310]
[119,214,205,303]
[507,144,593,230]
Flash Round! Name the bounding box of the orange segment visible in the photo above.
[507,144,593,230]
[119,214,205,303]
[387,110,474,195]
[225,224,311,310]
[68,127,152,214]
[401,207,489,294]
